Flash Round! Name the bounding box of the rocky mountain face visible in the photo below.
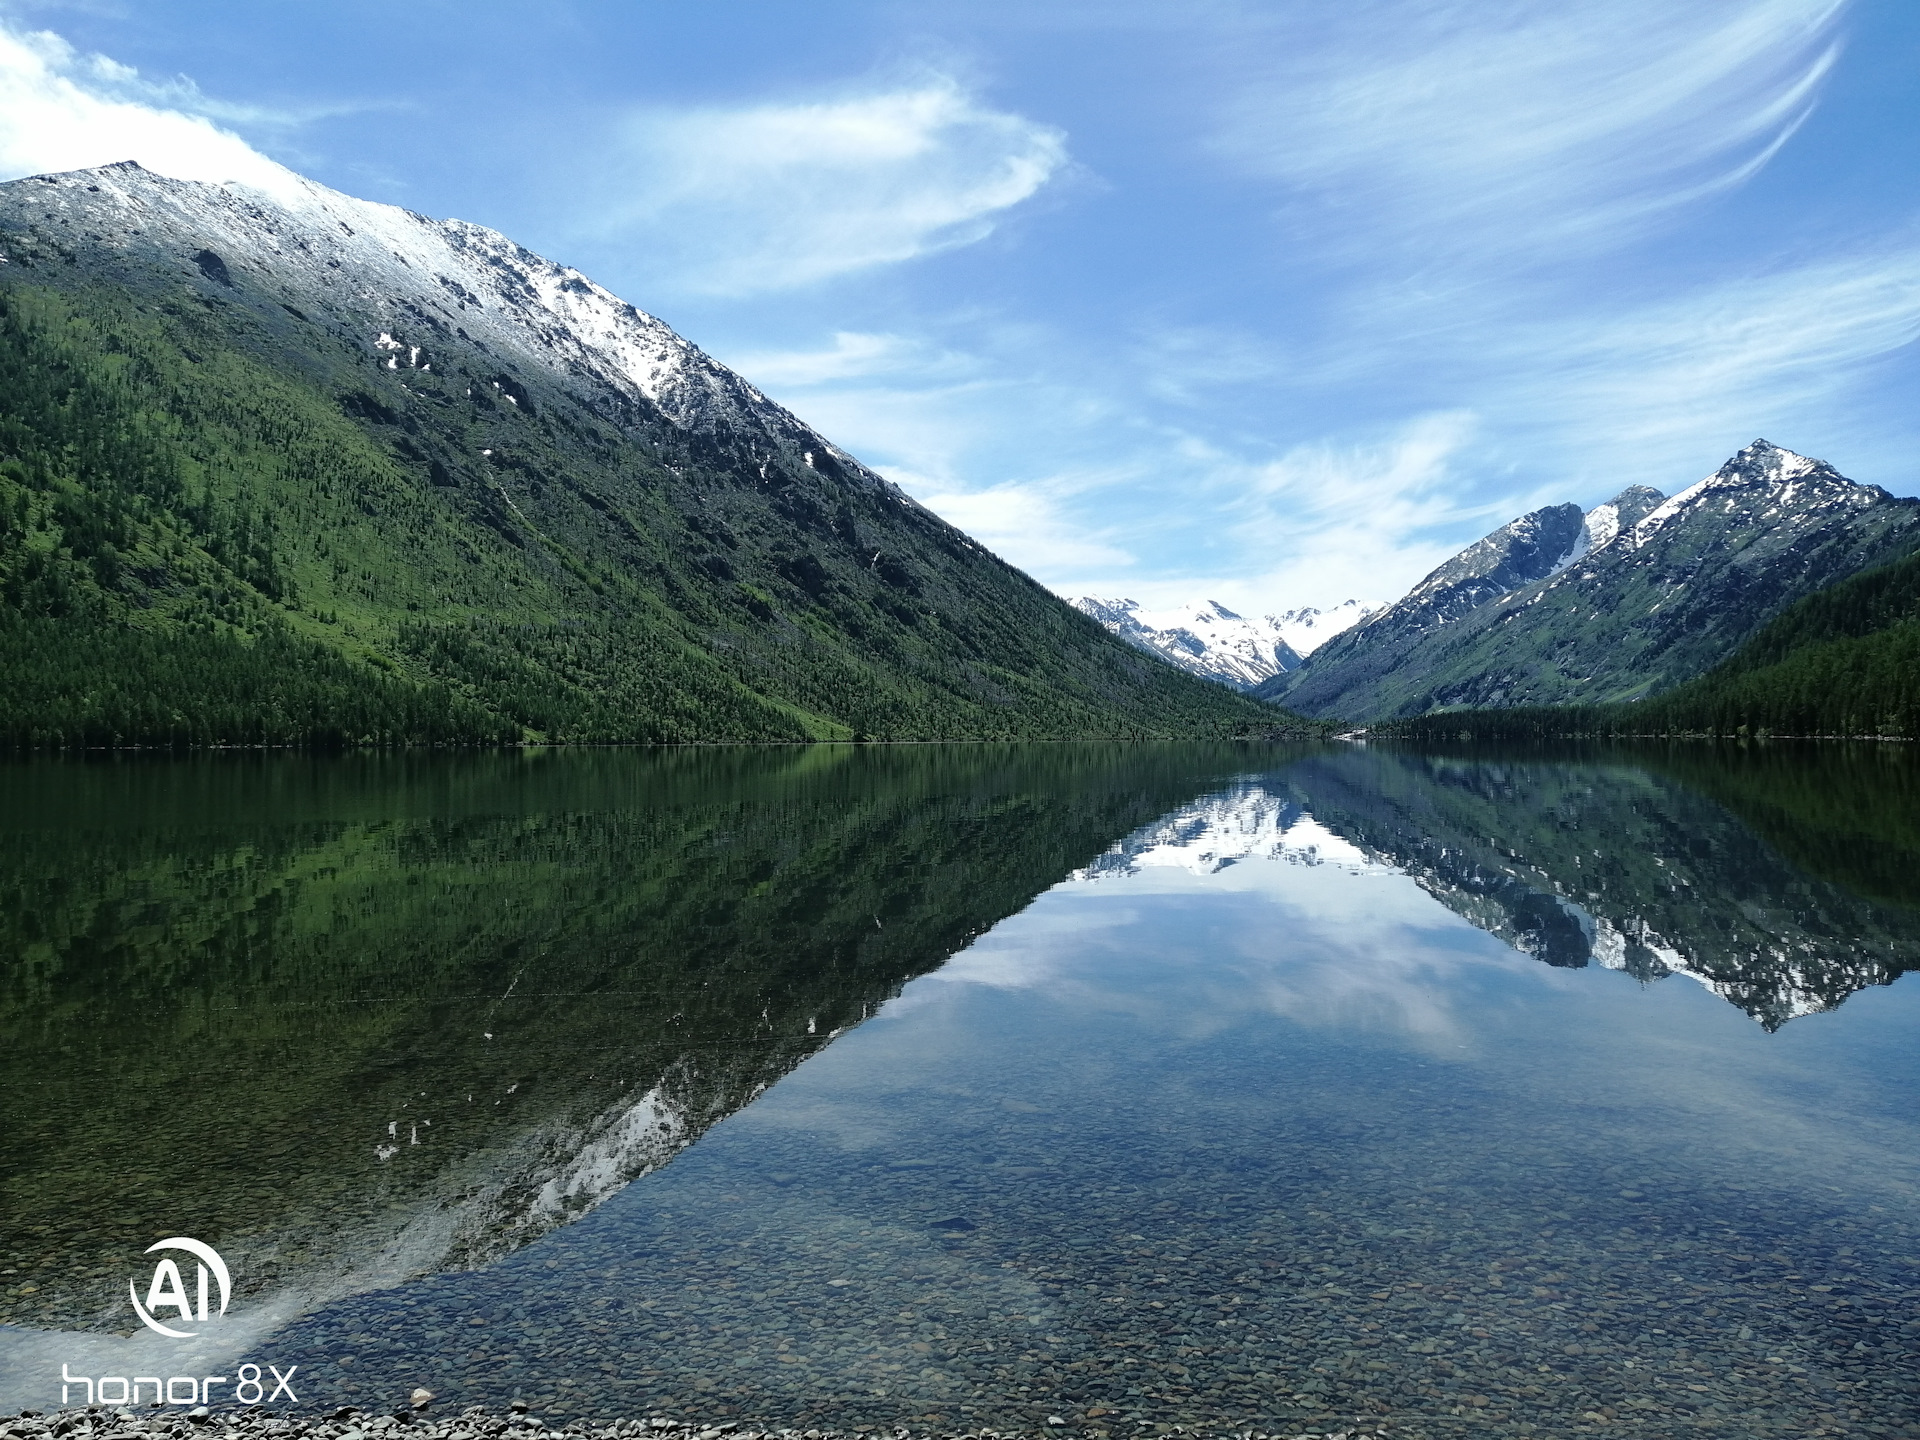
[0,162,1276,742]
[1074,595,1379,691]
[1262,442,1920,720]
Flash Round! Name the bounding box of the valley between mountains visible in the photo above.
[1,160,1916,745]
[1082,441,1920,738]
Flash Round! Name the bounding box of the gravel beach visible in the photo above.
[1,1411,1396,1440]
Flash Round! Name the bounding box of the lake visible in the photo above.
[3,741,1920,1438]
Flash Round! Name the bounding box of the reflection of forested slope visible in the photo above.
[1645,743,1920,911]
[1281,746,1920,1029]
[0,744,1282,1332]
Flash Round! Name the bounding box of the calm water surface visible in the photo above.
[4,742,1920,1439]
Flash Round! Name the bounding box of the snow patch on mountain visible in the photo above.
[1274,599,1384,654]
[1548,487,1665,576]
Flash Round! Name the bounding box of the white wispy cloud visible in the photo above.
[1215,0,1846,264]
[1130,322,1288,406]
[588,75,1067,295]
[727,329,980,388]
[713,4,1898,619]
[1041,412,1499,617]
[0,22,305,197]
[77,50,383,131]
[729,307,1510,614]
[912,472,1137,577]
[1219,412,1498,606]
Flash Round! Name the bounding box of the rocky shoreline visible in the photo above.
[3,1408,1393,1440]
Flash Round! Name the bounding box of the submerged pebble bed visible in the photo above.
[269,1041,1920,1439]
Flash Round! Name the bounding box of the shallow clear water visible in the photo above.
[6,742,1920,1438]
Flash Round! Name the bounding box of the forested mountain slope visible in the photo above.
[1632,542,1920,737]
[0,162,1282,746]
[1387,543,1920,740]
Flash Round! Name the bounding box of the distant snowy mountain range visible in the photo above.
[1072,597,1381,691]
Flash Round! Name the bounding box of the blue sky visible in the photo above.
[2,0,1918,614]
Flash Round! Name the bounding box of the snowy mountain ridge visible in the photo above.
[8,161,884,479]
[1273,599,1384,654]
[1074,596,1380,691]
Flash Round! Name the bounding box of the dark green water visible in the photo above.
[4,741,1920,1438]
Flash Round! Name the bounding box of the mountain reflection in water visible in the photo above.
[1075,743,1920,1029]
[6,740,1920,1429]
[0,745,1271,1334]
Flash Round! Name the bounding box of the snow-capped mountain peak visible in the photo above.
[1629,439,1853,546]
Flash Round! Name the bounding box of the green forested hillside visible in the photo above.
[1640,546,1920,737]
[1377,544,1920,740]
[1639,622,1920,738]
[0,275,1282,746]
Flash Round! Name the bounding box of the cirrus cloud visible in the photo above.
[1215,0,1846,265]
